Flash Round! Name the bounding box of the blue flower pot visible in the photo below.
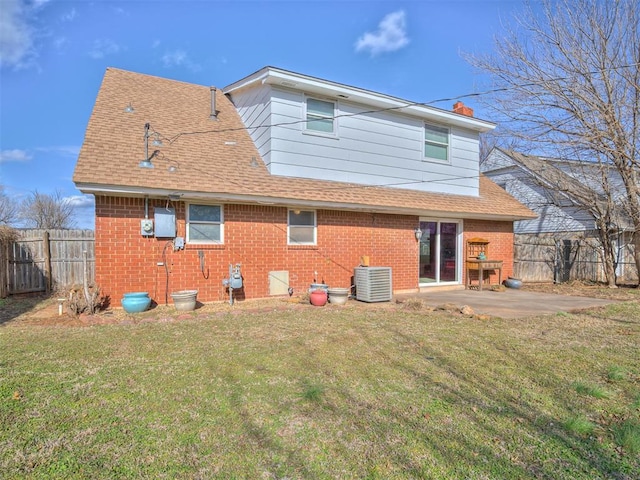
[503,277,523,289]
[123,292,150,298]
[122,292,151,313]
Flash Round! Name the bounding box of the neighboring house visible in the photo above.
[73,67,535,306]
[482,148,637,283]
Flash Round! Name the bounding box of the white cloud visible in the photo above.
[161,49,201,72]
[355,10,409,57]
[61,8,76,22]
[162,49,187,67]
[65,194,95,229]
[88,38,122,59]
[0,149,32,163]
[53,36,67,51]
[66,194,94,209]
[0,0,35,68]
[36,145,81,157]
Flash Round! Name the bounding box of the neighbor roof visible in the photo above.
[74,68,536,221]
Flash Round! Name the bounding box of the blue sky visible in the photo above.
[0,0,527,229]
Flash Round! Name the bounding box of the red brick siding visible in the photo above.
[95,197,422,306]
[463,219,515,285]
[95,196,515,305]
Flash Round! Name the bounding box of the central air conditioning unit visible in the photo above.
[354,266,392,302]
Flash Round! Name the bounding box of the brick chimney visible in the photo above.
[453,101,473,117]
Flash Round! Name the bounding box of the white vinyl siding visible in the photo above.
[228,86,481,196]
[424,124,449,162]
[305,97,335,134]
[288,210,316,245]
[187,204,223,243]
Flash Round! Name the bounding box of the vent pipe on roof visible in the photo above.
[210,86,218,120]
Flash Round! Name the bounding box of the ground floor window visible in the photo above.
[187,204,223,243]
[418,220,461,284]
[288,209,316,245]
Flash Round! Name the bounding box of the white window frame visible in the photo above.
[418,218,463,286]
[424,123,450,163]
[186,203,224,244]
[304,96,336,136]
[288,209,317,245]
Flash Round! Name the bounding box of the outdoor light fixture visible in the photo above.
[414,227,423,241]
[139,123,164,169]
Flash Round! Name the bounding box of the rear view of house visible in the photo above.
[73,67,535,306]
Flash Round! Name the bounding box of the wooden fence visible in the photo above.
[2,229,95,297]
[514,233,637,284]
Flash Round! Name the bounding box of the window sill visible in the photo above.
[288,245,319,250]
[422,157,451,165]
[302,130,339,140]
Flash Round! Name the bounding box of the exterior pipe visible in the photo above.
[210,87,217,119]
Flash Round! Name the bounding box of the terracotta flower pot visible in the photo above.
[309,289,328,306]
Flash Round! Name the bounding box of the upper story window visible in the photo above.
[288,209,316,245]
[424,123,449,162]
[305,98,335,134]
[187,204,223,244]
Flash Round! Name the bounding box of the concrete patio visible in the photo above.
[394,288,619,319]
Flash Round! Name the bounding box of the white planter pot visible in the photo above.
[328,287,350,305]
[171,290,198,311]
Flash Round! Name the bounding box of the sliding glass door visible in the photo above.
[418,220,461,284]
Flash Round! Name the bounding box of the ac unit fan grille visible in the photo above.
[354,267,392,302]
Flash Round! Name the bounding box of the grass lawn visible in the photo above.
[1,299,639,479]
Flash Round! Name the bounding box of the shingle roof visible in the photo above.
[74,68,536,221]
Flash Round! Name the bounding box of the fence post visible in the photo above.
[43,230,52,293]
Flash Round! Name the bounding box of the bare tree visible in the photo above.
[0,185,19,226]
[467,0,640,284]
[19,190,76,229]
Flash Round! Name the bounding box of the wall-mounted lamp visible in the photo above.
[414,227,423,241]
[139,123,164,169]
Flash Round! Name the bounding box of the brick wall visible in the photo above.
[95,196,421,306]
[463,219,515,285]
[95,196,515,305]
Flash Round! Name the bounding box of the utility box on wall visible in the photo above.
[154,207,176,238]
[140,219,154,236]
